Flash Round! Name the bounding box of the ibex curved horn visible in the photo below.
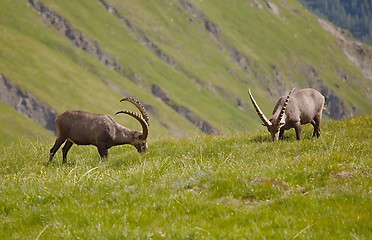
[248,89,271,126]
[120,97,150,126]
[116,110,149,140]
[277,88,295,124]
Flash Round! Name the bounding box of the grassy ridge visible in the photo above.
[0,115,371,239]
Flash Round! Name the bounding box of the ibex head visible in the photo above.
[116,97,150,153]
[248,88,294,141]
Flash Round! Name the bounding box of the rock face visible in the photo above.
[151,84,219,134]
[29,0,123,73]
[318,18,372,85]
[318,86,350,119]
[0,74,57,132]
[99,0,178,68]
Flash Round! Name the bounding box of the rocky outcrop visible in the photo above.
[0,73,57,132]
[319,85,350,119]
[29,0,124,73]
[318,18,372,81]
[302,66,352,119]
[151,84,219,134]
[99,0,178,68]
[179,0,255,75]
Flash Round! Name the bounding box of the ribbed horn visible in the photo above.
[120,97,150,126]
[116,110,149,140]
[277,88,295,124]
[248,89,271,126]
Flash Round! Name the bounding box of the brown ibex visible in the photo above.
[248,88,325,141]
[49,97,149,163]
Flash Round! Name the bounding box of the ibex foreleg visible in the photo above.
[97,144,109,159]
[294,122,302,140]
[50,138,66,162]
[62,140,73,163]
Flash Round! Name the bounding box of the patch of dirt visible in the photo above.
[331,169,372,179]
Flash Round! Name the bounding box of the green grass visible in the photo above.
[1,115,371,239]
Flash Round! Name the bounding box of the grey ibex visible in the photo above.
[49,97,149,163]
[248,88,325,141]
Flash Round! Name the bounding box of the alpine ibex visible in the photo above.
[248,88,325,141]
[49,97,149,163]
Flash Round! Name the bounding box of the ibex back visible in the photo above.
[49,97,149,163]
[248,88,325,141]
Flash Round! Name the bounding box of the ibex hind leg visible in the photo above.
[310,120,316,137]
[311,116,321,138]
[97,144,108,160]
[62,140,73,164]
[50,138,67,162]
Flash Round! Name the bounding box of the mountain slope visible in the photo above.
[0,0,371,144]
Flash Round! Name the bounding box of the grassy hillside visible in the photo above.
[1,0,372,144]
[0,116,371,239]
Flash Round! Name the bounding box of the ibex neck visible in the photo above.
[271,111,287,125]
[114,124,136,145]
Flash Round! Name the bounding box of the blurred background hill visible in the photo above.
[1,0,371,144]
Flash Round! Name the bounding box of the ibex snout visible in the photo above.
[267,125,281,141]
[134,141,148,153]
[271,132,280,141]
